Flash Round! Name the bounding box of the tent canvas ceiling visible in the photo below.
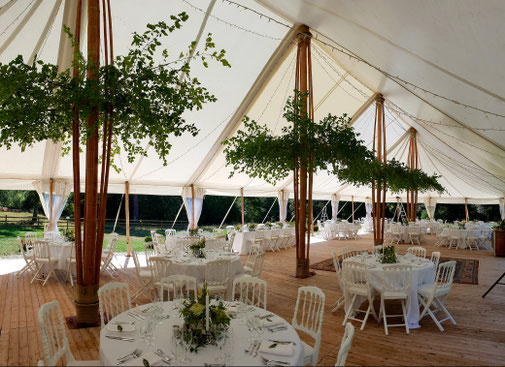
[0,0,504,205]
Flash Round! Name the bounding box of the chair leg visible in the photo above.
[332,295,345,312]
[31,263,44,284]
[381,298,388,336]
[436,296,457,326]
[401,299,410,335]
[342,294,356,326]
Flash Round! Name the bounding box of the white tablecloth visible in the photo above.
[47,242,72,270]
[99,301,304,366]
[343,255,435,329]
[232,229,293,255]
[159,253,244,296]
[441,228,469,248]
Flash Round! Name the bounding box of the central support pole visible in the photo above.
[293,25,314,278]
[125,181,130,256]
[352,196,355,222]
[49,178,54,230]
[371,94,387,245]
[406,128,419,222]
[240,188,245,228]
[191,184,195,229]
[465,198,469,222]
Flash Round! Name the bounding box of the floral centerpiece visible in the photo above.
[189,238,206,258]
[178,285,231,352]
[62,228,75,242]
[234,224,242,232]
[265,222,272,228]
[378,245,398,264]
[188,227,199,236]
[458,221,466,229]
[248,223,257,231]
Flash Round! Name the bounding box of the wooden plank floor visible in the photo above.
[1,233,504,366]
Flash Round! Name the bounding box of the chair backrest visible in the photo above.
[131,248,145,278]
[410,226,421,234]
[154,233,165,246]
[165,229,176,237]
[149,256,172,283]
[335,323,355,367]
[435,261,456,294]
[467,230,479,239]
[17,236,31,262]
[39,301,74,366]
[105,233,118,250]
[331,252,342,278]
[25,232,38,245]
[232,277,267,309]
[391,225,401,234]
[251,252,265,277]
[372,245,384,255]
[150,230,157,240]
[32,240,51,260]
[98,282,132,327]
[407,246,426,258]
[430,251,441,270]
[341,246,357,260]
[449,228,460,237]
[159,275,197,301]
[342,261,368,290]
[292,286,325,365]
[145,248,155,264]
[205,259,231,287]
[382,264,412,294]
[228,231,236,244]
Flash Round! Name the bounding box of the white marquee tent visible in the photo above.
[1,0,504,216]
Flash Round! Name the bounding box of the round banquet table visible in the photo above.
[157,252,244,296]
[343,253,435,329]
[99,301,304,366]
[47,242,73,271]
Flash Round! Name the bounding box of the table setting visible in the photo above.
[343,248,435,328]
[99,291,303,366]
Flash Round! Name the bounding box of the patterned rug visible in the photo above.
[310,256,479,285]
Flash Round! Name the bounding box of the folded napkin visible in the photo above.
[259,340,294,356]
[106,322,136,333]
[226,305,238,317]
[261,319,283,328]
[123,352,162,366]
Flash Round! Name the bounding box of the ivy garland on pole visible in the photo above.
[224,91,444,194]
[0,11,230,322]
[223,91,444,274]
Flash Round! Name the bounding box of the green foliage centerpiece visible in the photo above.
[179,284,231,352]
[188,227,199,236]
[379,245,398,264]
[189,238,206,258]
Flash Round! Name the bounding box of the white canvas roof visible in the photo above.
[0,0,504,204]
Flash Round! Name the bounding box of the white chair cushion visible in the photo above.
[382,290,409,299]
[243,266,253,274]
[418,283,436,297]
[67,360,101,366]
[139,270,152,278]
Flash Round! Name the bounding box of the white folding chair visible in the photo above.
[331,252,344,312]
[38,301,99,366]
[448,229,460,249]
[244,244,262,273]
[159,275,197,301]
[269,230,280,252]
[66,244,76,286]
[165,229,176,237]
[253,231,264,250]
[417,261,457,332]
[203,259,231,299]
[409,226,421,245]
[379,264,412,335]
[466,230,480,251]
[335,323,355,367]
[149,256,173,293]
[16,236,36,277]
[232,277,267,309]
[31,240,58,286]
[390,225,402,245]
[478,227,491,248]
[342,261,378,330]
[435,227,449,247]
[100,237,118,277]
[97,282,132,328]
[131,248,154,302]
[407,246,427,258]
[430,251,441,270]
[244,251,265,278]
[25,232,38,248]
[341,246,358,260]
[291,286,325,366]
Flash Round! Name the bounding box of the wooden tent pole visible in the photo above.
[49,178,54,229]
[240,188,245,227]
[352,196,355,222]
[465,198,469,222]
[372,94,386,245]
[125,182,130,256]
[406,128,418,222]
[191,184,195,229]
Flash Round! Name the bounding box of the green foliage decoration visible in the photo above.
[0,13,230,167]
[223,91,444,194]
